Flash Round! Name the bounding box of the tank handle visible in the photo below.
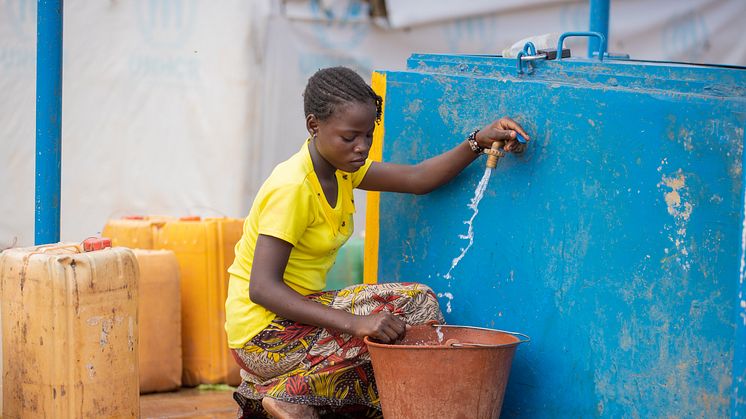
[556,31,606,61]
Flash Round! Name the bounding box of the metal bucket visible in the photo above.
[365,323,529,419]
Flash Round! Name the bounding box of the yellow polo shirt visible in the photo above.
[225,140,372,348]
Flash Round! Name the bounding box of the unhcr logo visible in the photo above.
[2,0,35,72]
[308,0,369,50]
[136,0,196,48]
[130,0,201,81]
[5,0,36,41]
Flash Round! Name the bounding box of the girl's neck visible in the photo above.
[308,138,336,181]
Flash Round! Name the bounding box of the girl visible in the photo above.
[225,66,529,419]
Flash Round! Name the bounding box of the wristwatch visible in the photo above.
[467,130,483,154]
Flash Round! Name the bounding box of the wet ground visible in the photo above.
[140,388,237,418]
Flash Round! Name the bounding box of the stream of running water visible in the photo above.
[443,167,493,280]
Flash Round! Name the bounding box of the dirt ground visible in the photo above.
[140,388,237,419]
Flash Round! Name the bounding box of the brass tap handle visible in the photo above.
[484,141,505,169]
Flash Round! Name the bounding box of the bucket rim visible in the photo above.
[364,324,530,350]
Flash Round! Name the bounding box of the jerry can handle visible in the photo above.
[556,31,606,61]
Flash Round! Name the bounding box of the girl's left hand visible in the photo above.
[476,117,530,153]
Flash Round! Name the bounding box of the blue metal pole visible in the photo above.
[35,0,63,245]
[588,0,609,58]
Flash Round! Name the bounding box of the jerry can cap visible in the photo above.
[122,215,145,220]
[82,237,112,252]
[179,216,201,221]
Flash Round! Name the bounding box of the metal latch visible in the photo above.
[516,42,571,74]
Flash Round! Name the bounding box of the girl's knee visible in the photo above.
[401,282,437,298]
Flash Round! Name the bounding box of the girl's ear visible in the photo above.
[306,114,319,138]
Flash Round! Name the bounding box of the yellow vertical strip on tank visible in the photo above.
[364,71,386,285]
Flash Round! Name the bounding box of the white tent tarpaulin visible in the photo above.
[2,0,745,247]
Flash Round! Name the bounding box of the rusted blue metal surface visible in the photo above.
[372,53,746,416]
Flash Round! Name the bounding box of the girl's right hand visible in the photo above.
[476,117,530,153]
[353,312,407,343]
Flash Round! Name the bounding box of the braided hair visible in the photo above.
[303,67,382,123]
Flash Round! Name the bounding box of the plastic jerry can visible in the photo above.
[0,241,139,418]
[133,249,182,394]
[155,217,242,386]
[102,216,170,249]
[325,236,364,291]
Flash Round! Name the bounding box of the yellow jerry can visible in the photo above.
[133,249,182,393]
[0,241,139,418]
[155,217,242,386]
[102,215,170,249]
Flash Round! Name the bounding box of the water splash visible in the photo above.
[435,326,444,343]
[436,292,454,313]
[443,167,492,280]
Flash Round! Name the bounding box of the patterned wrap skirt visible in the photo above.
[232,282,444,418]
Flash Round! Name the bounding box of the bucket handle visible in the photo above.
[431,324,531,347]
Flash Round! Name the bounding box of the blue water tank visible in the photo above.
[366,52,746,417]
